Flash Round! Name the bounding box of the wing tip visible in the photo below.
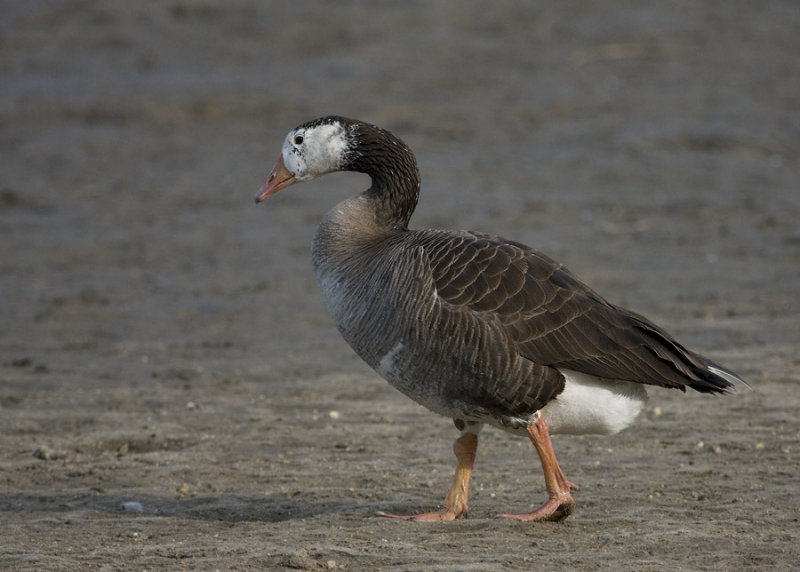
[705,364,750,394]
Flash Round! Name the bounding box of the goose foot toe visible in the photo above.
[496,492,576,522]
[375,507,467,521]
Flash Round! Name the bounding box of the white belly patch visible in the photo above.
[541,369,649,435]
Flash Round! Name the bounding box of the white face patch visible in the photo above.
[282,121,349,182]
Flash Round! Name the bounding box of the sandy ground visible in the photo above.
[2,2,799,570]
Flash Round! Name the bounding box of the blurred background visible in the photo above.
[1,2,798,569]
[3,2,797,368]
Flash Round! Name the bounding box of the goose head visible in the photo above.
[255,117,353,203]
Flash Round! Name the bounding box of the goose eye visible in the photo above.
[293,134,304,145]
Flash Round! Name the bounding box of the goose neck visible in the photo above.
[348,123,421,230]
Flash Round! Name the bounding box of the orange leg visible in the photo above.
[497,417,578,522]
[376,432,478,521]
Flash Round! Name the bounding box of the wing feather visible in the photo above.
[418,229,738,394]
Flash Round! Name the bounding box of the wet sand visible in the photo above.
[2,2,799,570]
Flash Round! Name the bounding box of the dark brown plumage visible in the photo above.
[419,229,736,394]
[255,116,743,521]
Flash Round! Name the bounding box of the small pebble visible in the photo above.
[33,446,65,461]
[121,501,144,513]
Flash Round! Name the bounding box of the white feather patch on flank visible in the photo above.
[378,341,405,378]
[541,369,649,435]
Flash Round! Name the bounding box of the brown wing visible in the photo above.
[418,229,737,393]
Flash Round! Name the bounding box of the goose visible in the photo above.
[254,116,744,521]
